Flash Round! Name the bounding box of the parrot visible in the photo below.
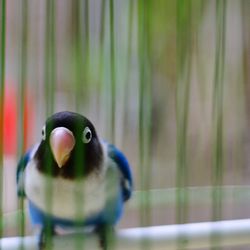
[16,111,133,249]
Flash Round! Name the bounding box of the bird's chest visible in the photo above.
[24,160,119,220]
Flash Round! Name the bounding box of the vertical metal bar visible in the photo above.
[122,0,134,148]
[176,0,192,248]
[96,0,106,120]
[212,0,226,221]
[18,0,28,244]
[211,0,226,249]
[73,0,89,111]
[83,0,89,95]
[241,0,250,177]
[176,0,191,224]
[44,1,56,248]
[73,2,88,248]
[100,0,106,49]
[109,0,116,143]
[98,0,106,88]
[72,0,83,112]
[0,0,6,240]
[138,0,152,249]
[45,0,56,116]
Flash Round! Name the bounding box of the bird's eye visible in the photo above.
[42,125,46,140]
[82,127,92,143]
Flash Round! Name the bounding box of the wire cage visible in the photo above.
[0,0,250,249]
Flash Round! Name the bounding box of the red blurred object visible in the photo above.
[3,84,34,156]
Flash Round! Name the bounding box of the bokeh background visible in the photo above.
[1,0,250,249]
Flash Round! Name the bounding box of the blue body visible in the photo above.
[17,142,133,229]
[28,193,123,227]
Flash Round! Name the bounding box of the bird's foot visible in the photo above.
[38,226,55,250]
[95,224,115,250]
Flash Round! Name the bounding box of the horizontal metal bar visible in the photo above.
[118,218,250,249]
[1,219,250,249]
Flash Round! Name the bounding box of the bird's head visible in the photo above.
[34,111,103,179]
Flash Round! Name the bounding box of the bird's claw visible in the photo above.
[95,225,115,250]
[38,226,55,250]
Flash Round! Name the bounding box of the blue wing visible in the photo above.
[107,144,133,202]
[16,148,33,197]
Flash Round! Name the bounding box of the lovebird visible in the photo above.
[17,111,133,249]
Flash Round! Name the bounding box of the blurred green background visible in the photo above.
[1,1,250,248]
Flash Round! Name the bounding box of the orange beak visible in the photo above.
[49,127,75,168]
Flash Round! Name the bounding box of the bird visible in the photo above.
[16,111,133,249]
